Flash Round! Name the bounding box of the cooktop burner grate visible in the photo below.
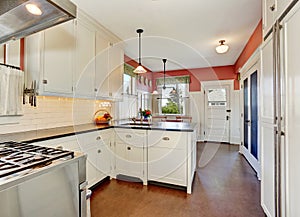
[0,141,74,178]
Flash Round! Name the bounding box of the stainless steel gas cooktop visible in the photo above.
[0,141,74,178]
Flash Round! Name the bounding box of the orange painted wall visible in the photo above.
[124,55,153,92]
[234,20,262,73]
[152,65,238,91]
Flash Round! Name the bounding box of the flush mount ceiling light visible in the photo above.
[133,29,147,74]
[215,40,229,54]
[25,3,42,16]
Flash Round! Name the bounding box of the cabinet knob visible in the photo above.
[270,4,275,11]
[96,136,102,140]
[125,134,132,138]
[98,149,101,153]
[162,137,170,141]
[127,146,131,150]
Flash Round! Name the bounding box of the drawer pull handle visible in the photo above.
[127,147,131,150]
[162,137,170,141]
[96,136,102,140]
[98,149,101,153]
[125,135,132,138]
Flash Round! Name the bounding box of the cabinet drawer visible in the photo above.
[148,131,187,150]
[76,129,111,148]
[115,129,146,147]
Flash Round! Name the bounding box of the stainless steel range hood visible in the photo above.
[0,0,77,44]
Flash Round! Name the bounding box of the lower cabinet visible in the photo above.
[147,130,196,193]
[148,131,187,186]
[113,129,147,184]
[77,130,112,188]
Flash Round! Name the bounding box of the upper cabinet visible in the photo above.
[5,40,21,67]
[25,21,75,97]
[263,0,293,37]
[74,18,96,98]
[25,10,124,100]
[42,21,75,96]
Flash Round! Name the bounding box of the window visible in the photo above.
[123,64,136,95]
[207,88,227,107]
[154,76,190,115]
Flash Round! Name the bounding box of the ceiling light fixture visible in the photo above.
[215,40,229,54]
[25,3,42,16]
[133,29,147,74]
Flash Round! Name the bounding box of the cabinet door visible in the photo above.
[263,0,276,36]
[74,20,96,98]
[25,33,42,88]
[115,142,144,179]
[260,36,274,124]
[42,21,75,95]
[5,39,20,67]
[108,43,124,99]
[148,131,187,186]
[95,31,109,97]
[114,129,145,179]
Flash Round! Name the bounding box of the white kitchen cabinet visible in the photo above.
[42,21,75,95]
[25,21,75,96]
[148,130,196,194]
[33,135,80,152]
[95,31,110,97]
[262,0,293,37]
[0,44,4,63]
[148,131,187,186]
[260,34,276,217]
[113,129,147,184]
[74,18,96,98]
[76,130,112,188]
[108,43,124,100]
[5,39,20,67]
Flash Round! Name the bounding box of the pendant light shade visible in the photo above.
[215,40,229,54]
[162,58,167,89]
[134,29,147,74]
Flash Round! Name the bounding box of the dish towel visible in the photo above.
[0,65,24,116]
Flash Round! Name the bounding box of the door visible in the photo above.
[204,86,230,143]
[241,66,260,177]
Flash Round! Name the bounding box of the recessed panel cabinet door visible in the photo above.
[43,21,75,95]
[95,31,109,97]
[74,20,96,98]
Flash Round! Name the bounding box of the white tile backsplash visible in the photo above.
[0,96,113,134]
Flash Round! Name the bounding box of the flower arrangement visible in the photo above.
[142,109,152,118]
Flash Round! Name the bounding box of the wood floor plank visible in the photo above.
[90,143,265,217]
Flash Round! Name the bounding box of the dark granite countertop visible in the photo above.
[0,121,197,143]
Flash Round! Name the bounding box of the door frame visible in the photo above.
[239,49,261,179]
[202,80,234,143]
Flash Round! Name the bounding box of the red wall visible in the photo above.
[124,55,153,92]
[234,20,262,73]
[125,20,262,92]
[152,65,238,91]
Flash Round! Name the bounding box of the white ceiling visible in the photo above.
[71,0,262,72]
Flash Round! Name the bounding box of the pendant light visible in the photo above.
[215,40,229,54]
[162,58,167,89]
[133,29,147,74]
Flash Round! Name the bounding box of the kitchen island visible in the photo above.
[0,121,197,193]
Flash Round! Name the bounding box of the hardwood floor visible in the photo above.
[90,143,265,217]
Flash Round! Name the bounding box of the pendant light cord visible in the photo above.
[163,59,167,89]
[139,32,141,65]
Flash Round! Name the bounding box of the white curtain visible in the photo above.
[0,65,24,116]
